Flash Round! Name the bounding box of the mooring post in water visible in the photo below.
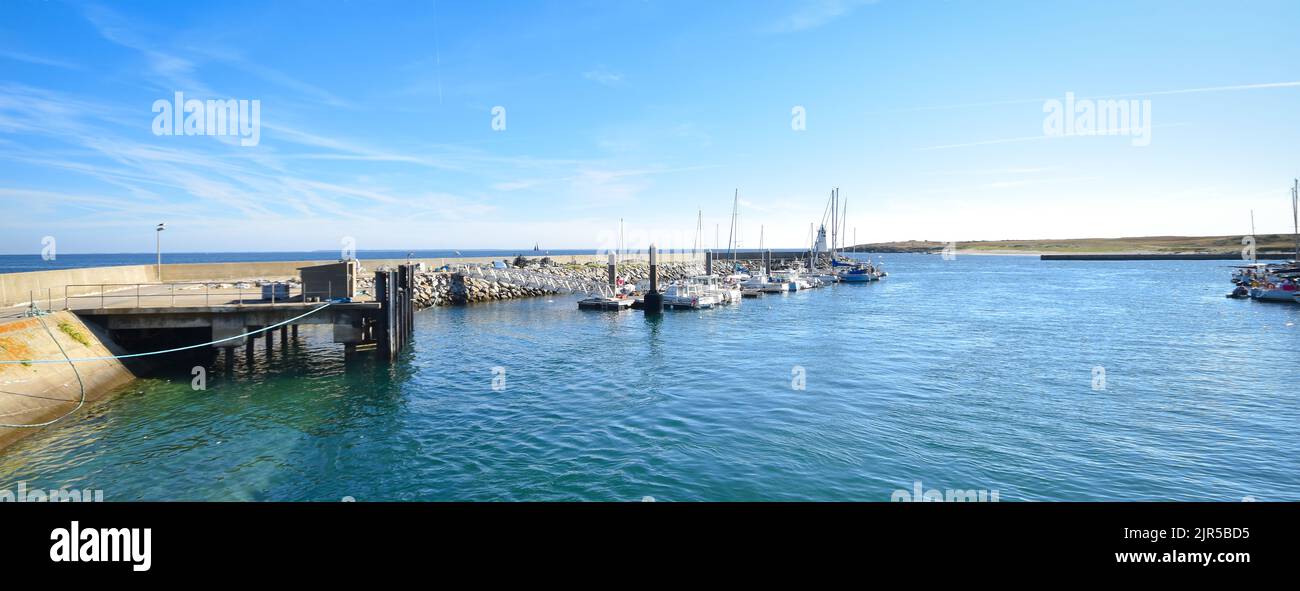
[387,268,399,358]
[375,266,414,361]
[644,244,664,315]
[607,252,617,290]
[402,264,414,343]
[704,250,712,276]
[375,270,392,359]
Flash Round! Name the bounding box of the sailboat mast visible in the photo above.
[1293,179,1299,261]
[830,188,837,262]
[1250,210,1257,263]
[726,189,736,258]
[808,222,814,269]
[841,194,848,252]
[833,187,843,261]
[693,209,702,256]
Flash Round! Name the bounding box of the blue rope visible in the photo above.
[0,303,333,365]
[0,314,85,428]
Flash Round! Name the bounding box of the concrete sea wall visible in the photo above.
[0,311,136,451]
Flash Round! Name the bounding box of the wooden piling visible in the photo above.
[644,245,664,315]
[374,265,416,361]
[607,253,617,289]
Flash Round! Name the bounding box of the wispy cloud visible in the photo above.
[583,67,624,86]
[987,176,1102,189]
[0,49,82,70]
[84,5,351,108]
[936,167,1062,176]
[761,0,877,34]
[918,123,1188,151]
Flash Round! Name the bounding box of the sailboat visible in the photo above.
[739,225,767,296]
[1243,183,1300,303]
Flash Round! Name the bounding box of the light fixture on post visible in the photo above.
[155,222,166,281]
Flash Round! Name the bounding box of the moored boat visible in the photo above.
[689,275,741,304]
[1250,284,1299,302]
[768,269,802,292]
[662,282,720,309]
[838,265,877,283]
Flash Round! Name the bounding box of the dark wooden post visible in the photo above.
[375,270,391,360]
[607,253,617,289]
[644,244,663,315]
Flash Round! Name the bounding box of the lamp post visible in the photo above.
[155,222,166,281]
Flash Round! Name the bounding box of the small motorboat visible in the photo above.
[689,275,741,305]
[740,274,771,296]
[1226,285,1250,299]
[1252,287,1299,302]
[662,282,719,309]
[768,270,802,292]
[1249,278,1299,302]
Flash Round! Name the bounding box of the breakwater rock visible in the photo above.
[405,261,710,309]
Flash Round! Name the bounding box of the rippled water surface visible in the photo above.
[1,254,1297,500]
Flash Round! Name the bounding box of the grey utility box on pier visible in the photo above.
[299,260,358,301]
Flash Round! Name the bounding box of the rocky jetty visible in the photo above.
[400,260,710,310]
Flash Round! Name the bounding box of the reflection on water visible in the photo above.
[0,254,1297,501]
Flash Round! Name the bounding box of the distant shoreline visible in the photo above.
[852,233,1299,257]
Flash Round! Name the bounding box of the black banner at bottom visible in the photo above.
[2,502,1289,579]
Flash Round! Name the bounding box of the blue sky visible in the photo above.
[1,0,1298,254]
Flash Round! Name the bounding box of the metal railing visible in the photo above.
[63,282,307,310]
